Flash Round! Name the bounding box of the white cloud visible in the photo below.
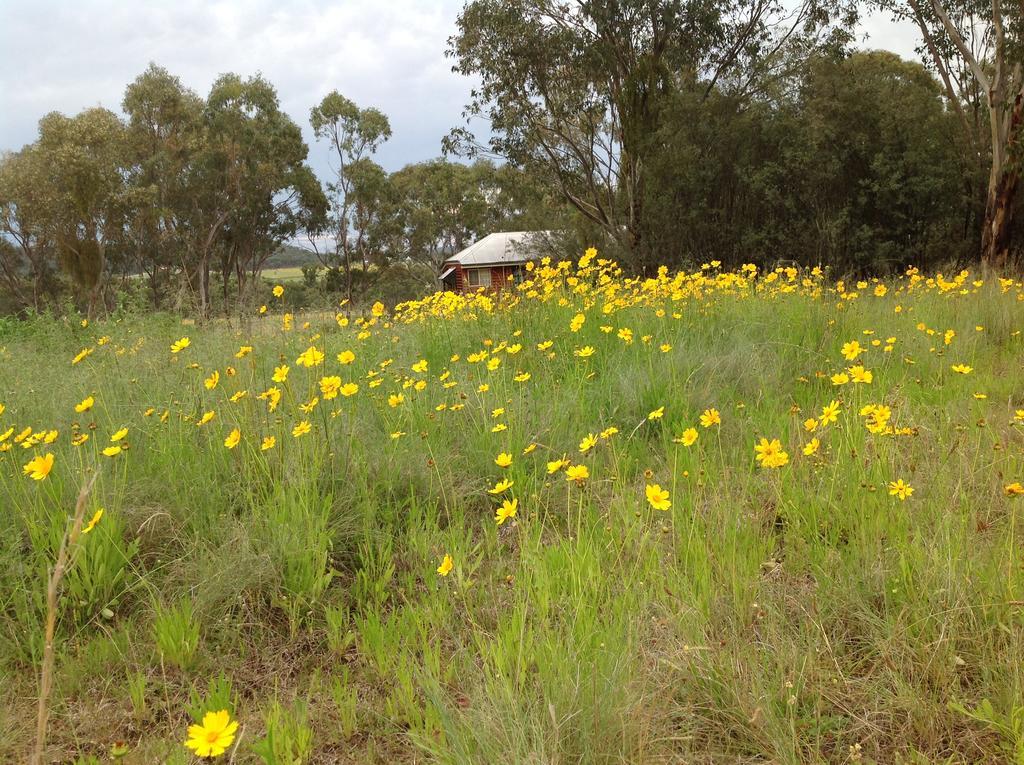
[0,0,472,175]
[857,10,922,60]
[0,0,927,178]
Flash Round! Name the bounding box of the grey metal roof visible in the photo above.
[447,231,550,267]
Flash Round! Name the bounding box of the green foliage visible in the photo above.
[2,264,1024,761]
[950,698,1024,763]
[188,674,237,722]
[152,598,200,670]
[323,604,355,656]
[255,487,335,634]
[646,51,969,273]
[126,670,147,720]
[251,698,314,765]
[63,509,139,624]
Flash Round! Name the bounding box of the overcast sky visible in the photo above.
[0,0,921,178]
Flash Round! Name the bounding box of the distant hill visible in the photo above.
[265,244,320,269]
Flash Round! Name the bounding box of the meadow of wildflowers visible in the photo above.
[2,251,1024,763]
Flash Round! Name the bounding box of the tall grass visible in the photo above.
[1,261,1023,763]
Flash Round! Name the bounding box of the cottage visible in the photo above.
[439,231,548,293]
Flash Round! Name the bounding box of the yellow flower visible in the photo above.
[565,464,589,483]
[848,365,873,384]
[951,363,973,375]
[292,420,312,438]
[337,350,355,365]
[204,370,220,390]
[320,376,342,400]
[412,359,429,374]
[102,446,122,458]
[437,554,453,577]
[170,337,190,354]
[272,284,284,298]
[72,347,94,365]
[754,437,789,468]
[235,345,253,358]
[488,478,514,494]
[260,436,276,451]
[674,427,698,447]
[1005,482,1024,497]
[340,382,359,397]
[197,411,215,426]
[647,406,665,420]
[547,457,567,474]
[272,365,289,383]
[802,437,820,456]
[75,395,95,413]
[82,508,104,535]
[841,340,863,361]
[820,400,841,425]
[388,393,404,408]
[514,371,531,382]
[645,484,671,511]
[259,387,282,412]
[888,479,913,500]
[295,346,325,367]
[699,408,721,428]
[224,428,241,449]
[23,453,55,480]
[803,418,818,432]
[574,346,595,358]
[579,433,598,453]
[495,452,513,468]
[110,427,129,442]
[495,497,518,525]
[185,709,239,759]
[830,372,849,386]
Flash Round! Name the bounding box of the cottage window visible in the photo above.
[467,268,491,288]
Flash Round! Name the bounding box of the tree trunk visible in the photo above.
[982,92,1024,269]
[982,169,1018,269]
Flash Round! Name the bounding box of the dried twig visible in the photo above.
[32,472,99,765]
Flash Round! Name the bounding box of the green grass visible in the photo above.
[261,266,306,283]
[1,263,1023,763]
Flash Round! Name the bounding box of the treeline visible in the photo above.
[0,66,556,317]
[447,0,1021,274]
[2,0,1021,317]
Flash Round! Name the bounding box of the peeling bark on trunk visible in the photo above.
[983,169,1018,269]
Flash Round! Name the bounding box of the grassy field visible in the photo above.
[260,266,306,284]
[2,255,1024,764]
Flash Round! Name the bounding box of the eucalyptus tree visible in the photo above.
[309,92,392,300]
[446,0,858,273]
[121,64,204,306]
[32,108,129,317]
[0,147,61,312]
[880,0,1024,266]
[184,73,323,317]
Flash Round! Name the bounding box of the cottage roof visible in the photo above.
[446,231,549,267]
